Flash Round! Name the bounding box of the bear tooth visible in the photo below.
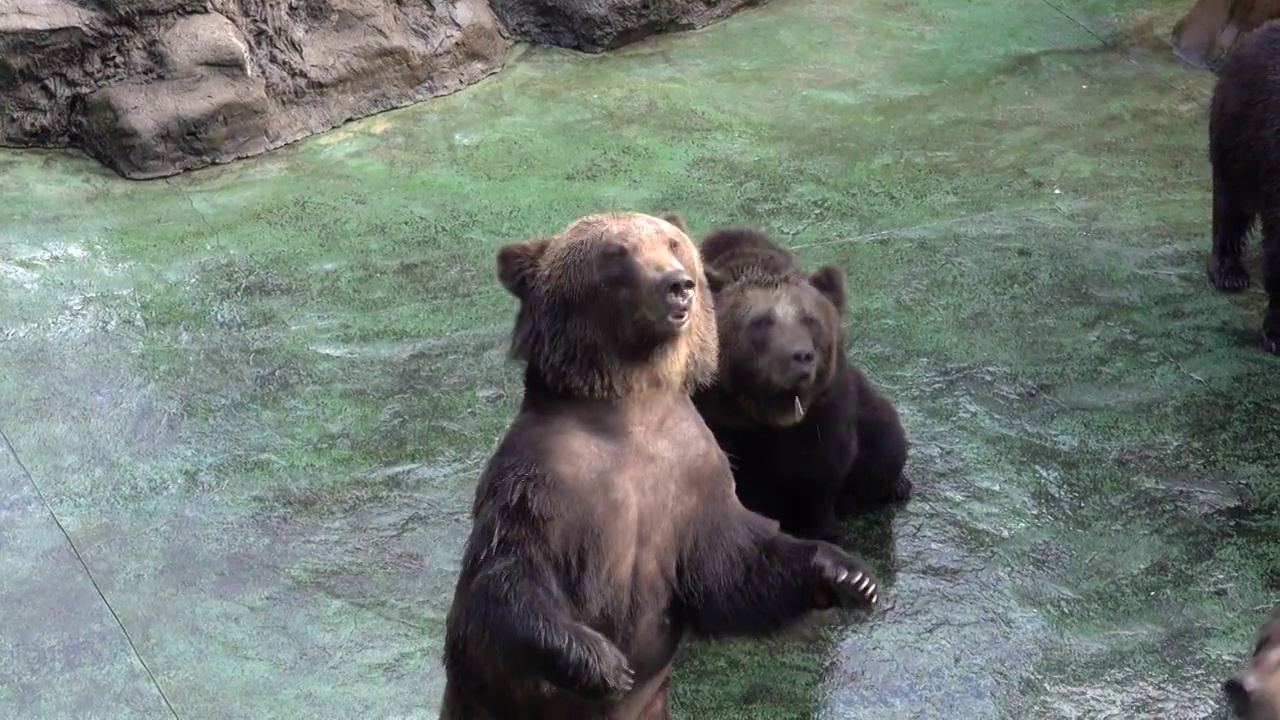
[794,396,804,421]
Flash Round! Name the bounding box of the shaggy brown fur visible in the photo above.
[440,212,881,720]
[690,226,911,546]
[499,213,719,398]
[1226,608,1280,719]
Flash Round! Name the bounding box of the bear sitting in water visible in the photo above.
[1207,20,1280,353]
[683,221,911,547]
[1225,607,1280,718]
[440,212,881,720]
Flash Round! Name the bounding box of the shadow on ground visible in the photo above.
[2,0,1276,717]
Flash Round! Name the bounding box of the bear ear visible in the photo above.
[704,266,727,294]
[808,265,847,312]
[497,239,550,301]
[659,213,690,233]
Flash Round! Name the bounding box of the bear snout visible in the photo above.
[782,347,817,388]
[658,269,696,322]
[789,347,816,379]
[1225,675,1254,717]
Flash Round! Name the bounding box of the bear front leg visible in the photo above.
[458,562,635,699]
[678,507,877,641]
[838,381,911,516]
[1209,173,1253,292]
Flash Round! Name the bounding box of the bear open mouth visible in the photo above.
[667,310,690,327]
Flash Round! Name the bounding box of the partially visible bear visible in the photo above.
[1224,607,1280,718]
[1207,20,1280,352]
[682,221,911,546]
[440,212,881,720]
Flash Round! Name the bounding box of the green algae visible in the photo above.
[1,0,1277,717]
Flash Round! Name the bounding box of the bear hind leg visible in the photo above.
[1260,205,1280,354]
[1209,172,1255,292]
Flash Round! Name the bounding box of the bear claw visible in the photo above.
[1208,258,1250,292]
[598,656,635,699]
[814,547,878,610]
[573,631,636,700]
[887,476,914,503]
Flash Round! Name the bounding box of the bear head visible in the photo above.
[704,254,848,428]
[1227,610,1280,719]
[496,212,718,399]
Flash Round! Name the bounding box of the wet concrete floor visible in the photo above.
[2,0,1278,717]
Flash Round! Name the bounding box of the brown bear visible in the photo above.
[684,222,910,547]
[440,212,881,720]
[1207,20,1280,352]
[1225,607,1280,718]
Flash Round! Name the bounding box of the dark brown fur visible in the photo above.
[690,226,911,546]
[1207,20,1280,352]
[1226,608,1280,719]
[440,213,880,720]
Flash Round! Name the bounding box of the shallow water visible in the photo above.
[2,0,1277,717]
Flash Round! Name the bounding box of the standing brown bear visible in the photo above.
[1225,607,1280,719]
[440,212,881,720]
[1207,21,1280,352]
[685,223,911,547]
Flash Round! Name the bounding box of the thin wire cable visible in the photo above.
[0,425,181,719]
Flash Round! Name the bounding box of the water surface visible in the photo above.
[1,0,1273,717]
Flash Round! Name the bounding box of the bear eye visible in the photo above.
[747,315,773,332]
[801,314,821,329]
[601,244,629,262]
[669,237,682,252]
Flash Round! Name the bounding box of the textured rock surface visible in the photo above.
[0,0,510,179]
[1171,0,1280,71]
[0,0,768,179]
[490,0,770,53]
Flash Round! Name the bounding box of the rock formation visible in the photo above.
[489,0,770,53]
[0,0,767,180]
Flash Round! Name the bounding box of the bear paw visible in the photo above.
[571,629,635,700]
[886,475,914,503]
[1263,329,1280,356]
[1208,255,1250,292]
[812,544,877,610]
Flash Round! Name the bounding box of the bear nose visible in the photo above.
[1225,677,1253,717]
[791,349,816,367]
[660,270,696,309]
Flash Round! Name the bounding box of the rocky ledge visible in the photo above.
[0,0,767,180]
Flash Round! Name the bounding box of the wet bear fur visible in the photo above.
[1225,607,1280,719]
[1207,20,1280,352]
[439,212,880,720]
[685,223,910,547]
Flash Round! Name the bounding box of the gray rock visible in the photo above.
[79,73,271,179]
[159,12,252,76]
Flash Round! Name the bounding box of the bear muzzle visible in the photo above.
[1225,674,1255,717]
[789,347,817,383]
[657,269,696,329]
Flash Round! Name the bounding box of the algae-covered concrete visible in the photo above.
[1,0,1274,717]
